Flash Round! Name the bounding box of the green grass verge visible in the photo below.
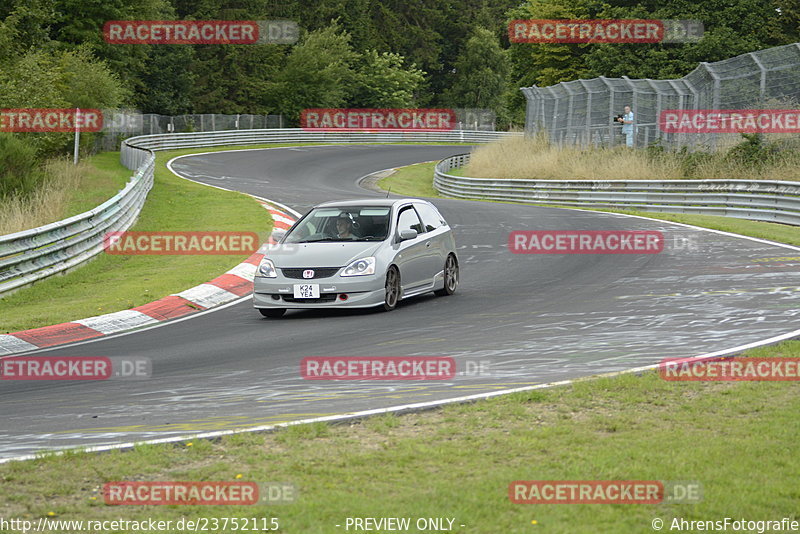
[378,162,441,198]
[378,161,800,247]
[1,341,797,533]
[65,152,132,217]
[0,150,272,333]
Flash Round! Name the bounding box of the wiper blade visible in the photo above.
[295,238,341,243]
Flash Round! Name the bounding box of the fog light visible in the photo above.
[272,295,280,300]
[339,294,348,301]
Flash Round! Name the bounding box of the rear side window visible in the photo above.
[397,206,424,234]
[414,203,446,232]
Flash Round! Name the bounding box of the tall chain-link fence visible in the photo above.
[522,42,800,150]
[94,109,497,152]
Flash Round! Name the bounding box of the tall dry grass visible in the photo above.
[464,135,679,180]
[464,134,800,181]
[0,159,87,235]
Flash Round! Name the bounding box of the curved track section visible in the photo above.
[1,144,798,459]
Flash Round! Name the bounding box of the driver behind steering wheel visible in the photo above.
[335,212,359,239]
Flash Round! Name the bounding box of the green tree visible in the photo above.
[0,0,55,58]
[505,0,594,125]
[188,44,286,114]
[0,48,128,156]
[137,45,195,114]
[275,0,518,106]
[581,0,795,79]
[350,50,425,108]
[506,0,593,88]
[443,28,509,113]
[773,0,800,41]
[49,0,179,111]
[265,24,359,122]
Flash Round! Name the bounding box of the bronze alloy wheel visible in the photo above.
[435,254,459,296]
[383,266,400,311]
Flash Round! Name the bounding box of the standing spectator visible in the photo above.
[617,105,635,147]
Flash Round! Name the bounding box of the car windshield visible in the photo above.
[284,206,391,243]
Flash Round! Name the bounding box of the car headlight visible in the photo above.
[257,258,277,278]
[341,256,376,277]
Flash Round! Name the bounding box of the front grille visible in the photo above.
[281,267,340,279]
[282,293,338,303]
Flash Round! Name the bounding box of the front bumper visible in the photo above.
[253,273,385,309]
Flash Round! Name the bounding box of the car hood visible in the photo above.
[262,241,383,268]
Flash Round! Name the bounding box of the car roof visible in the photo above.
[314,198,429,209]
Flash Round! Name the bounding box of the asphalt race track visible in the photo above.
[1,144,798,459]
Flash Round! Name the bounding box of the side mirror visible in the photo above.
[398,229,417,242]
[271,229,286,243]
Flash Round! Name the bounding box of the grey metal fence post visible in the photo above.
[564,84,576,146]
[599,77,615,147]
[579,80,592,149]
[546,87,559,145]
[666,80,687,150]
[748,52,767,105]
[701,63,721,150]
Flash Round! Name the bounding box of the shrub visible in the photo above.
[725,133,780,168]
[0,133,43,197]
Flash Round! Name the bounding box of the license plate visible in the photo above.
[293,284,320,298]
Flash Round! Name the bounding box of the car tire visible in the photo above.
[259,308,286,318]
[382,266,400,311]
[434,254,458,296]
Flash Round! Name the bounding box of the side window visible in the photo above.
[414,203,445,232]
[397,207,423,235]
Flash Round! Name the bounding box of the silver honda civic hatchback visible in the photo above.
[253,198,459,317]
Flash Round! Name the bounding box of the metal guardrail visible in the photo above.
[120,128,520,169]
[434,153,800,226]
[0,154,155,296]
[1,129,515,296]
